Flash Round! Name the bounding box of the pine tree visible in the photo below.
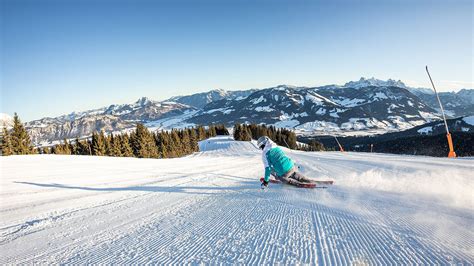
[158,132,169,158]
[241,125,252,141]
[167,130,182,158]
[62,138,72,155]
[110,134,122,157]
[181,129,191,154]
[71,138,80,155]
[10,113,33,154]
[1,126,13,156]
[214,124,229,135]
[308,140,325,151]
[208,125,217,137]
[188,128,199,152]
[53,144,63,154]
[197,126,206,141]
[78,139,92,155]
[133,123,158,158]
[120,134,134,157]
[103,132,111,156]
[233,124,240,140]
[287,130,297,149]
[268,126,275,140]
[92,131,106,156]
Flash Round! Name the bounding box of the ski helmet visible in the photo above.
[257,136,270,149]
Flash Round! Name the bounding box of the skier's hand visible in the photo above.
[261,179,269,189]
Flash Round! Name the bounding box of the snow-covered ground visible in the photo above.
[1,136,473,264]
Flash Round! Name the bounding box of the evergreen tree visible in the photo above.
[92,131,106,156]
[181,129,191,154]
[10,113,33,154]
[286,130,297,149]
[53,143,63,154]
[120,134,134,157]
[62,138,72,155]
[308,140,325,151]
[103,132,111,156]
[1,126,13,156]
[188,128,199,152]
[71,138,80,155]
[268,126,276,140]
[233,123,240,140]
[197,126,206,141]
[109,134,122,157]
[208,125,217,137]
[133,123,158,158]
[159,132,169,158]
[78,139,92,155]
[214,124,229,135]
[241,125,252,141]
[169,130,183,158]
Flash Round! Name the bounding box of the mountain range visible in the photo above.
[3,78,472,146]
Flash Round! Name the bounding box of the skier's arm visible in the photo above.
[264,167,271,182]
[262,151,271,182]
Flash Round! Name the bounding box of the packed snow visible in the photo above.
[1,136,473,264]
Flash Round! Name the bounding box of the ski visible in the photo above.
[311,180,334,185]
[294,182,317,189]
[260,178,331,188]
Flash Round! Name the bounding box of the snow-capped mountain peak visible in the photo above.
[22,78,473,146]
[0,113,14,129]
[135,97,154,106]
[344,77,408,89]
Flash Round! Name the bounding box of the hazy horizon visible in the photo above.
[1,0,472,121]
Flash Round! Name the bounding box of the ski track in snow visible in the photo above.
[1,136,473,264]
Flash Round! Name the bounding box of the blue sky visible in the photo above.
[1,0,472,121]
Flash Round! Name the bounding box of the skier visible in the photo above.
[257,136,313,188]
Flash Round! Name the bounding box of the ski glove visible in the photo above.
[261,179,269,189]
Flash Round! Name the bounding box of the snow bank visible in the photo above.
[198,136,258,155]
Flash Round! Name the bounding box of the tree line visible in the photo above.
[1,113,230,158]
[233,123,324,151]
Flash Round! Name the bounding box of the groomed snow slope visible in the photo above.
[1,136,473,264]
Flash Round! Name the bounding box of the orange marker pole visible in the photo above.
[426,66,456,158]
[446,133,456,158]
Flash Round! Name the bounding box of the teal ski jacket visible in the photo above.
[262,140,294,182]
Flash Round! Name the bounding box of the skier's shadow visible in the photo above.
[14,180,257,195]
